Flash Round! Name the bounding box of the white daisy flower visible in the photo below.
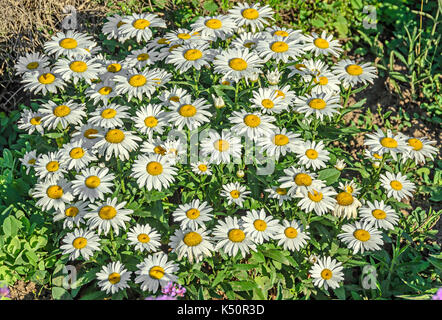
[262,26,304,41]
[133,104,167,138]
[17,109,44,135]
[310,256,344,290]
[274,219,310,252]
[127,223,162,253]
[159,86,190,107]
[32,178,74,212]
[60,228,101,261]
[213,216,257,258]
[287,61,309,78]
[200,131,242,164]
[296,186,337,216]
[71,123,105,149]
[269,85,296,107]
[278,167,326,196]
[191,15,236,40]
[333,190,362,219]
[229,111,276,142]
[359,200,399,230]
[131,154,178,191]
[293,93,341,121]
[21,68,66,95]
[53,200,89,229]
[257,128,301,160]
[172,199,213,230]
[402,136,438,165]
[15,52,50,75]
[125,48,159,70]
[332,59,378,87]
[166,96,212,131]
[60,140,98,171]
[379,171,416,201]
[146,36,171,51]
[241,209,280,244]
[169,227,214,263]
[213,47,264,82]
[86,198,132,236]
[114,68,157,101]
[164,28,202,45]
[264,186,293,205]
[88,103,130,128]
[85,80,117,105]
[71,167,115,203]
[19,150,38,174]
[102,14,127,41]
[364,129,411,161]
[100,59,130,81]
[294,140,330,171]
[44,30,95,58]
[338,180,361,196]
[119,13,166,42]
[303,31,343,57]
[135,253,179,293]
[334,159,347,171]
[338,220,384,254]
[96,261,132,295]
[166,42,212,73]
[220,182,251,208]
[53,56,104,85]
[93,128,142,161]
[230,31,263,50]
[250,87,287,114]
[39,100,86,130]
[34,151,67,181]
[228,2,275,32]
[256,36,304,63]
[191,161,212,176]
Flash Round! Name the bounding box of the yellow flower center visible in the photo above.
[85,176,101,189]
[305,149,319,159]
[65,206,79,217]
[133,19,150,29]
[380,137,398,148]
[273,134,289,146]
[154,145,166,155]
[229,58,248,71]
[117,21,125,28]
[108,272,121,285]
[313,38,329,49]
[336,191,354,206]
[38,73,55,84]
[390,180,403,191]
[69,147,85,159]
[101,108,117,119]
[69,61,87,73]
[137,53,150,61]
[30,117,42,125]
[169,44,181,52]
[179,104,197,117]
[72,237,87,249]
[59,38,78,49]
[129,74,147,87]
[98,86,113,95]
[274,90,285,98]
[177,33,191,40]
[144,116,158,128]
[273,30,289,37]
[107,63,122,73]
[169,96,180,103]
[28,159,36,165]
[46,185,63,199]
[53,105,71,117]
[99,206,117,220]
[321,269,333,280]
[261,99,274,109]
[353,229,371,242]
[308,98,326,110]
[149,266,165,279]
[84,128,98,139]
[253,219,267,231]
[27,61,39,70]
[214,139,230,152]
[294,173,312,186]
[295,63,306,71]
[308,190,323,202]
[314,76,329,85]
[198,164,207,172]
[373,153,383,160]
[157,38,169,44]
[146,161,163,176]
[284,227,298,239]
[183,49,203,61]
[271,41,289,53]
[105,129,125,143]
[183,231,203,246]
[205,18,222,29]
[407,138,423,151]
[230,190,240,199]
[243,42,255,48]
[228,229,245,242]
[346,64,363,76]
[137,233,150,243]
[372,209,387,219]
[243,114,261,128]
[276,187,287,195]
[242,8,259,20]
[46,161,59,172]
[186,208,200,220]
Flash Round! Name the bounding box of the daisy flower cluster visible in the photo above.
[15,2,438,298]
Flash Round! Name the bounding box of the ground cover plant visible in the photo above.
[0,1,441,300]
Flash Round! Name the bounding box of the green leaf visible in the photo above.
[203,1,218,13]
[318,168,341,185]
[3,215,22,238]
[231,263,259,271]
[52,287,71,300]
[229,280,258,292]
[262,249,290,266]
[212,270,227,288]
[334,287,346,300]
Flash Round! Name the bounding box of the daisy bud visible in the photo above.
[372,161,380,169]
[307,254,318,264]
[236,169,245,178]
[266,70,281,85]
[212,94,225,109]
[248,72,260,82]
[334,159,346,171]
